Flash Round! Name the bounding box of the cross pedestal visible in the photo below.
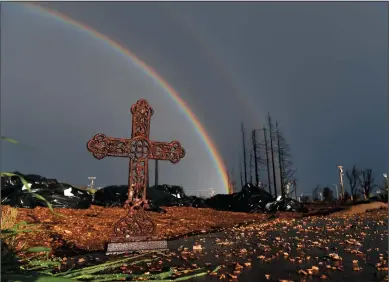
[86,99,185,254]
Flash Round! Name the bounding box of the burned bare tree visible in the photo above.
[358,169,375,200]
[249,152,253,184]
[239,161,244,189]
[267,113,278,197]
[241,122,248,185]
[345,165,359,202]
[276,122,284,197]
[322,186,333,202]
[275,122,296,198]
[231,168,237,193]
[251,129,265,188]
[251,130,260,187]
[263,127,273,195]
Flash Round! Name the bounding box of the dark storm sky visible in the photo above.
[1,2,387,195]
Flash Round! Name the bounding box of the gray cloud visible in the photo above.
[2,2,387,195]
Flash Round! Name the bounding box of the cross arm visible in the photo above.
[149,141,186,164]
[87,133,131,160]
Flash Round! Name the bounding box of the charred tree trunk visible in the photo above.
[358,168,375,200]
[268,114,278,197]
[346,165,359,202]
[275,121,296,196]
[263,127,272,196]
[230,168,236,193]
[249,152,253,184]
[252,130,259,187]
[240,162,244,189]
[276,122,285,198]
[241,122,248,184]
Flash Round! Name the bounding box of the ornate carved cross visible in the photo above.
[86,99,185,240]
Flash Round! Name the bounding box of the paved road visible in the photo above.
[167,210,388,281]
[63,210,388,281]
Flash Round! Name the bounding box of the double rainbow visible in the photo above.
[24,3,231,194]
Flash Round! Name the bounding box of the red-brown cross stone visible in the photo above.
[86,99,185,239]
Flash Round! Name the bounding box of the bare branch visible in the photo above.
[275,121,295,197]
[358,168,375,200]
[345,165,359,201]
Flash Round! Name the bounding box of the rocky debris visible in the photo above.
[264,195,309,213]
[205,184,308,213]
[94,183,308,213]
[1,172,92,209]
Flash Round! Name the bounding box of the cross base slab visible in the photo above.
[106,237,168,255]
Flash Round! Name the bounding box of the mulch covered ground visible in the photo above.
[4,205,274,255]
[3,202,387,257]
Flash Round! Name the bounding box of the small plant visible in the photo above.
[1,136,69,279]
[1,220,41,252]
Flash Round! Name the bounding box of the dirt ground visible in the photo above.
[331,201,388,216]
[2,202,387,257]
[3,206,269,255]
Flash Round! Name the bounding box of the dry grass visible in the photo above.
[1,206,18,230]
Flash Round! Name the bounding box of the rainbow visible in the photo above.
[23,3,231,194]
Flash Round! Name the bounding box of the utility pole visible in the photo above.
[268,113,278,197]
[263,127,272,196]
[241,122,248,184]
[276,122,284,198]
[88,177,96,189]
[155,160,159,186]
[249,152,253,184]
[251,130,259,187]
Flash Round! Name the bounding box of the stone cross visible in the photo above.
[86,99,185,254]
